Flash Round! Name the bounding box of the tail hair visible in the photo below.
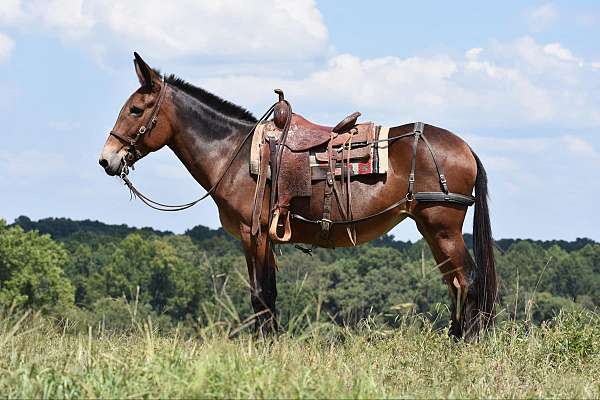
[471,150,498,328]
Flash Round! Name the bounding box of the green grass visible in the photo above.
[1,310,600,399]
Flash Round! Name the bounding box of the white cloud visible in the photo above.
[200,36,600,129]
[465,47,483,61]
[28,0,95,39]
[3,0,328,61]
[0,32,14,63]
[543,42,582,64]
[561,136,600,163]
[468,134,600,172]
[527,3,559,32]
[0,0,23,24]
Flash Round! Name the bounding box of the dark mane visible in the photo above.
[162,73,257,123]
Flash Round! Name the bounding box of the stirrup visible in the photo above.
[269,207,292,242]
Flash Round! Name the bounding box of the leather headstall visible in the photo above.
[109,77,168,169]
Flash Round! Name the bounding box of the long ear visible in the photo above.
[133,52,160,89]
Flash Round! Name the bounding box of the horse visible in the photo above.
[99,53,497,339]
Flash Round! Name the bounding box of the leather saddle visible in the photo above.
[251,90,377,245]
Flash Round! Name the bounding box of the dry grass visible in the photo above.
[1,309,600,399]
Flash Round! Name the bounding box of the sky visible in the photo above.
[0,0,599,241]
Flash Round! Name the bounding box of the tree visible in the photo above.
[0,220,74,310]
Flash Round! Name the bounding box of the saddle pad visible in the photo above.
[249,122,390,177]
[309,126,387,180]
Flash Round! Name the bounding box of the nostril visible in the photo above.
[99,159,109,168]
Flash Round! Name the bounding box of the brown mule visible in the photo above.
[99,53,498,339]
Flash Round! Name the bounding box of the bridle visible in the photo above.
[109,77,169,169]
[108,80,280,211]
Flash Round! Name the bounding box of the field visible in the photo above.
[2,310,600,399]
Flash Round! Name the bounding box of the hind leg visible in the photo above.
[414,204,478,339]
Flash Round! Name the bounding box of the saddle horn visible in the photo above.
[273,88,289,129]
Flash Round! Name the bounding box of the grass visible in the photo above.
[2,309,600,399]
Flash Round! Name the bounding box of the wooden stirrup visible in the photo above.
[269,207,292,242]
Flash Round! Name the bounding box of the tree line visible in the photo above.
[1,216,599,331]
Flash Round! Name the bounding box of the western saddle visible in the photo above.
[251,89,378,245]
[250,89,476,247]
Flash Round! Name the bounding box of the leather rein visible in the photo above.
[110,79,279,211]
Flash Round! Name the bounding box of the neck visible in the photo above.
[167,87,255,199]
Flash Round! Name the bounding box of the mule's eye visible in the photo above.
[129,106,143,117]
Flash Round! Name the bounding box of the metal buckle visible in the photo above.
[320,218,332,232]
[326,171,334,185]
[125,151,135,162]
[120,162,129,178]
[138,126,147,135]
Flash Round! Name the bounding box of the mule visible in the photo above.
[99,53,498,339]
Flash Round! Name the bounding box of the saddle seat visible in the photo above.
[265,113,374,153]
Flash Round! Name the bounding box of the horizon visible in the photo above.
[1,1,599,241]
[7,214,597,245]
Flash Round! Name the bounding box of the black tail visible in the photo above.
[471,151,498,328]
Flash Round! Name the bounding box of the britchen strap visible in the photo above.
[408,122,423,197]
[407,122,449,196]
[420,133,449,194]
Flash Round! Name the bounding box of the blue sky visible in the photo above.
[1,1,599,241]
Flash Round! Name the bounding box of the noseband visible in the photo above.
[109,77,168,170]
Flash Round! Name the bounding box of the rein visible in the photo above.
[118,91,278,211]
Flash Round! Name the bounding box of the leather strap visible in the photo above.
[319,137,335,242]
[110,78,168,163]
[407,122,423,198]
[420,133,449,194]
[267,135,279,231]
[251,142,271,236]
[414,192,475,205]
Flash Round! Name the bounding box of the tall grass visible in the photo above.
[1,304,600,399]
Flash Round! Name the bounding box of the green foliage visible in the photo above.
[12,215,170,241]
[0,220,74,310]
[3,216,600,331]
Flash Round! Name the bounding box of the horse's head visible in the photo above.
[99,53,174,176]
